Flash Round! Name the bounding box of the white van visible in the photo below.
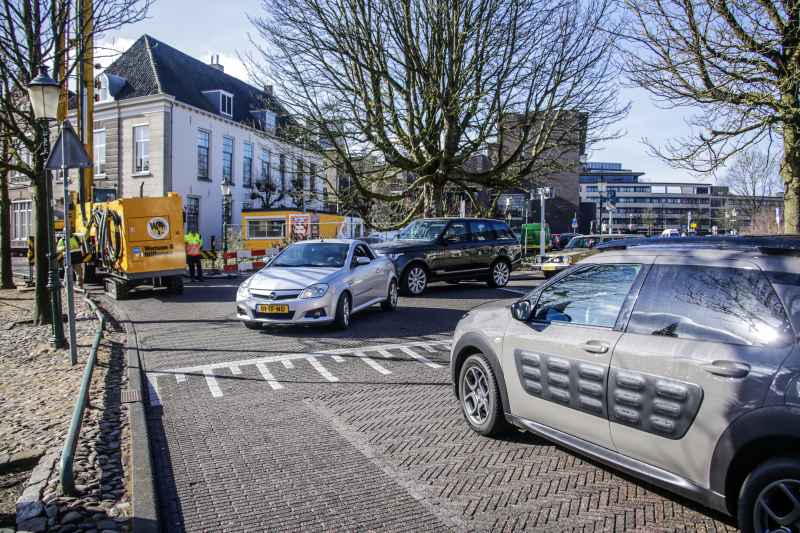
[661,229,680,237]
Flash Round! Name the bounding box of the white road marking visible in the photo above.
[161,340,452,374]
[203,368,223,398]
[497,287,528,295]
[420,345,437,352]
[229,365,242,375]
[306,356,339,382]
[399,347,442,369]
[377,349,393,359]
[353,352,391,375]
[282,359,294,369]
[175,372,186,383]
[147,374,162,406]
[256,362,283,390]
[331,354,345,363]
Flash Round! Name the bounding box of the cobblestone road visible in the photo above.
[110,275,739,533]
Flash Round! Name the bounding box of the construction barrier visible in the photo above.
[197,250,218,259]
[221,248,281,272]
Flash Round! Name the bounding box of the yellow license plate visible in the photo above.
[542,265,556,270]
[257,304,289,313]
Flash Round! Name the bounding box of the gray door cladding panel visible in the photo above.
[514,348,609,419]
[608,367,703,440]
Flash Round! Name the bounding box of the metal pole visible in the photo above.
[40,118,67,348]
[61,164,78,365]
[539,190,545,255]
[524,206,528,256]
[222,198,228,266]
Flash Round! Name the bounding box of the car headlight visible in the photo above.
[535,256,543,264]
[237,280,251,298]
[388,253,404,262]
[565,255,573,264]
[300,283,328,299]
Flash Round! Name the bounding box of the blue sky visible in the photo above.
[99,0,711,185]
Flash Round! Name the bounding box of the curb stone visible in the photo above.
[103,298,160,533]
[15,447,62,529]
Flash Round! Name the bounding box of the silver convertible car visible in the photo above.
[236,239,398,330]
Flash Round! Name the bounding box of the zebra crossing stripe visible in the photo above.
[203,368,223,398]
[353,352,391,375]
[306,356,339,382]
[282,360,294,369]
[377,349,393,359]
[331,354,345,363]
[229,365,242,375]
[175,372,186,383]
[256,362,283,390]
[398,346,442,369]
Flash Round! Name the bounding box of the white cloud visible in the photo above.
[94,37,137,69]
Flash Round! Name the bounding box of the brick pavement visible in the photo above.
[111,277,740,532]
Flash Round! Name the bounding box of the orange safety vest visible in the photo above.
[185,233,202,256]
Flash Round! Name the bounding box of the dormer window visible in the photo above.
[221,93,232,116]
[265,112,276,130]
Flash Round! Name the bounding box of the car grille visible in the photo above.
[543,256,562,264]
[251,290,301,300]
[254,310,296,320]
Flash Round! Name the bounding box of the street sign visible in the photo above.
[605,190,616,211]
[691,223,697,228]
[683,225,687,231]
[44,120,92,170]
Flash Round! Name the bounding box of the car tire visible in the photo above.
[401,264,428,296]
[543,271,555,279]
[380,279,398,311]
[486,259,510,288]
[332,292,351,330]
[738,454,800,533]
[458,353,508,437]
[243,321,262,330]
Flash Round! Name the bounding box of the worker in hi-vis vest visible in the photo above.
[185,226,205,282]
[57,234,84,288]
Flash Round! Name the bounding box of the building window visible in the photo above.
[134,125,149,173]
[222,137,234,184]
[261,149,271,186]
[243,202,253,210]
[265,112,276,131]
[279,153,286,191]
[12,201,32,240]
[243,143,253,187]
[309,163,317,194]
[221,94,233,116]
[12,146,31,177]
[93,131,106,175]
[198,130,210,180]
[186,197,199,231]
[247,219,283,239]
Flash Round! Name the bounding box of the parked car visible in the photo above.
[359,236,386,245]
[368,230,400,241]
[661,229,680,237]
[235,239,397,330]
[556,232,580,249]
[550,234,561,250]
[371,218,521,296]
[450,235,800,533]
[532,233,644,278]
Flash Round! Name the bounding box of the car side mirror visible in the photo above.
[354,256,370,266]
[512,300,533,321]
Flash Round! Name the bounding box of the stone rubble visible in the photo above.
[0,288,133,533]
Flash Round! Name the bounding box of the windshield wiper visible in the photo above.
[270,262,294,267]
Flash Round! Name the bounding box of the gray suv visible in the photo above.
[450,236,800,533]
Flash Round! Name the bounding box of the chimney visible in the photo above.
[264,85,273,94]
[210,55,224,73]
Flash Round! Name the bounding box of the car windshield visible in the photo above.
[565,236,599,250]
[270,243,349,268]
[396,220,449,243]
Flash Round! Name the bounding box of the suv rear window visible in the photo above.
[490,221,514,240]
[627,265,793,347]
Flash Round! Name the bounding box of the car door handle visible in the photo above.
[701,361,750,378]
[579,343,608,354]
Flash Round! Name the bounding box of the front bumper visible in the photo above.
[236,292,335,324]
[531,263,570,272]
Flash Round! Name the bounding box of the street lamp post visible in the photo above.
[220,179,232,267]
[597,176,607,235]
[26,66,67,349]
[732,209,738,235]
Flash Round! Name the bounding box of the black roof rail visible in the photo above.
[593,235,800,255]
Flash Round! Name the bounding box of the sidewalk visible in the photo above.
[0,287,134,533]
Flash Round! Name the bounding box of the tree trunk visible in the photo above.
[33,176,53,325]
[423,182,444,218]
[781,126,800,233]
[0,138,15,289]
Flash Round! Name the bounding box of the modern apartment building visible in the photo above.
[578,162,782,234]
[8,35,323,250]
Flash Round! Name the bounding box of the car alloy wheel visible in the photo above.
[754,479,800,532]
[390,282,398,306]
[407,266,427,294]
[462,366,490,426]
[492,261,509,286]
[342,298,350,326]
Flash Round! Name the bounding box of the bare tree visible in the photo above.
[744,205,781,234]
[248,165,286,208]
[617,0,800,233]
[246,0,628,229]
[0,134,15,289]
[0,0,150,324]
[719,149,781,221]
[641,206,656,236]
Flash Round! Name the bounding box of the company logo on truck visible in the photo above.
[147,217,170,239]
